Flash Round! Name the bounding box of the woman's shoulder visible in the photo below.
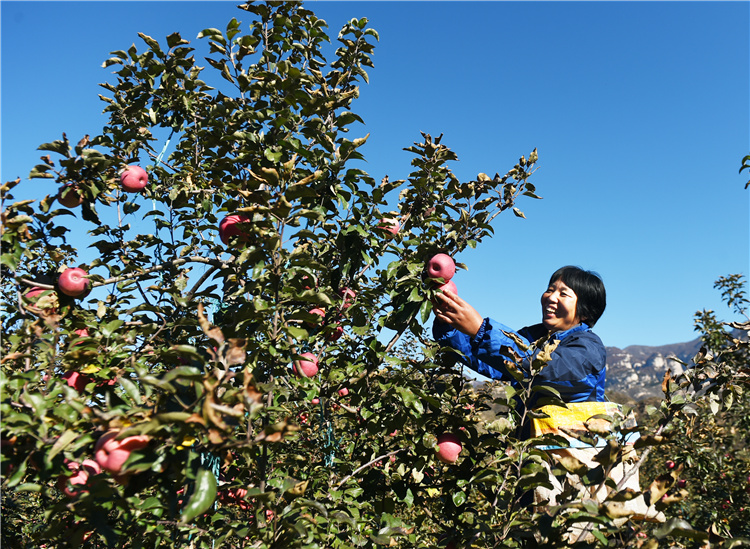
[576,327,604,348]
[563,327,606,365]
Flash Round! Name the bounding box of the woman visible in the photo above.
[432,266,663,524]
[432,265,608,408]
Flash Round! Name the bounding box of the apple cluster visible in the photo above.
[22,267,92,317]
[426,253,458,306]
[57,430,150,496]
[426,253,464,463]
[291,283,359,383]
[55,164,149,210]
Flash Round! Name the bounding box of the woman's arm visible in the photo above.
[432,290,532,380]
[432,289,484,336]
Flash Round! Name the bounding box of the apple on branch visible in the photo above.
[63,370,92,393]
[57,267,91,298]
[377,217,400,236]
[94,430,150,478]
[426,253,456,282]
[435,432,462,464]
[307,307,326,327]
[57,459,101,498]
[23,286,58,314]
[337,287,356,309]
[120,165,148,192]
[292,352,319,378]
[326,323,344,342]
[431,280,457,308]
[219,214,251,246]
[58,183,84,208]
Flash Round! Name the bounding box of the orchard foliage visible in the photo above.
[1,2,541,547]
[2,2,749,548]
[640,275,750,546]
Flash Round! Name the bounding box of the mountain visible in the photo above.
[468,331,746,402]
[604,338,703,400]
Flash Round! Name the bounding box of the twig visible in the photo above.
[335,449,403,488]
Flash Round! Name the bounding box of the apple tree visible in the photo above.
[1,2,543,547]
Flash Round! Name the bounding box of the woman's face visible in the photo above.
[541,279,580,333]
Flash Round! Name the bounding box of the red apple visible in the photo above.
[23,286,58,313]
[120,165,148,192]
[426,253,456,282]
[666,460,676,469]
[58,184,83,208]
[94,431,150,475]
[57,459,101,498]
[338,287,356,309]
[307,308,326,326]
[338,387,349,397]
[219,214,251,245]
[327,323,344,342]
[437,280,457,295]
[378,217,400,236]
[432,280,458,307]
[58,267,90,298]
[63,371,91,392]
[292,352,319,378]
[24,287,46,301]
[311,397,320,405]
[436,432,462,464]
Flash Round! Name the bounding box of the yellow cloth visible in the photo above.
[530,402,638,449]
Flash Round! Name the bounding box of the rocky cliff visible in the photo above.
[604,338,703,400]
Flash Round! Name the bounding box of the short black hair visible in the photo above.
[548,266,606,327]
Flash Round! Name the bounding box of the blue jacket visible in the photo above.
[433,318,607,405]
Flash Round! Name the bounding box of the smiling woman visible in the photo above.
[432,267,664,529]
[432,265,607,405]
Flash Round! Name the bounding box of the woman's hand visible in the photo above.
[433,289,484,337]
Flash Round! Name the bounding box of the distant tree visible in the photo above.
[639,274,750,546]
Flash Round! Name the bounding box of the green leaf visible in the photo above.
[101,320,124,338]
[38,140,71,156]
[197,28,224,42]
[1,252,19,271]
[138,33,162,53]
[47,429,78,464]
[118,376,141,404]
[419,299,433,324]
[654,518,709,540]
[181,468,217,523]
[451,490,467,506]
[286,326,309,340]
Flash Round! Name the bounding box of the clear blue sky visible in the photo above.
[2,1,748,349]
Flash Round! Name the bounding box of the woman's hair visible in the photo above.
[548,266,607,327]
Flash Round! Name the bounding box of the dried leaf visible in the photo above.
[661,369,672,395]
[555,455,589,475]
[647,473,674,504]
[197,303,224,344]
[225,338,247,366]
[1,352,25,364]
[585,417,613,436]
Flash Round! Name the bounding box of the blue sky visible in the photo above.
[2,1,748,349]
